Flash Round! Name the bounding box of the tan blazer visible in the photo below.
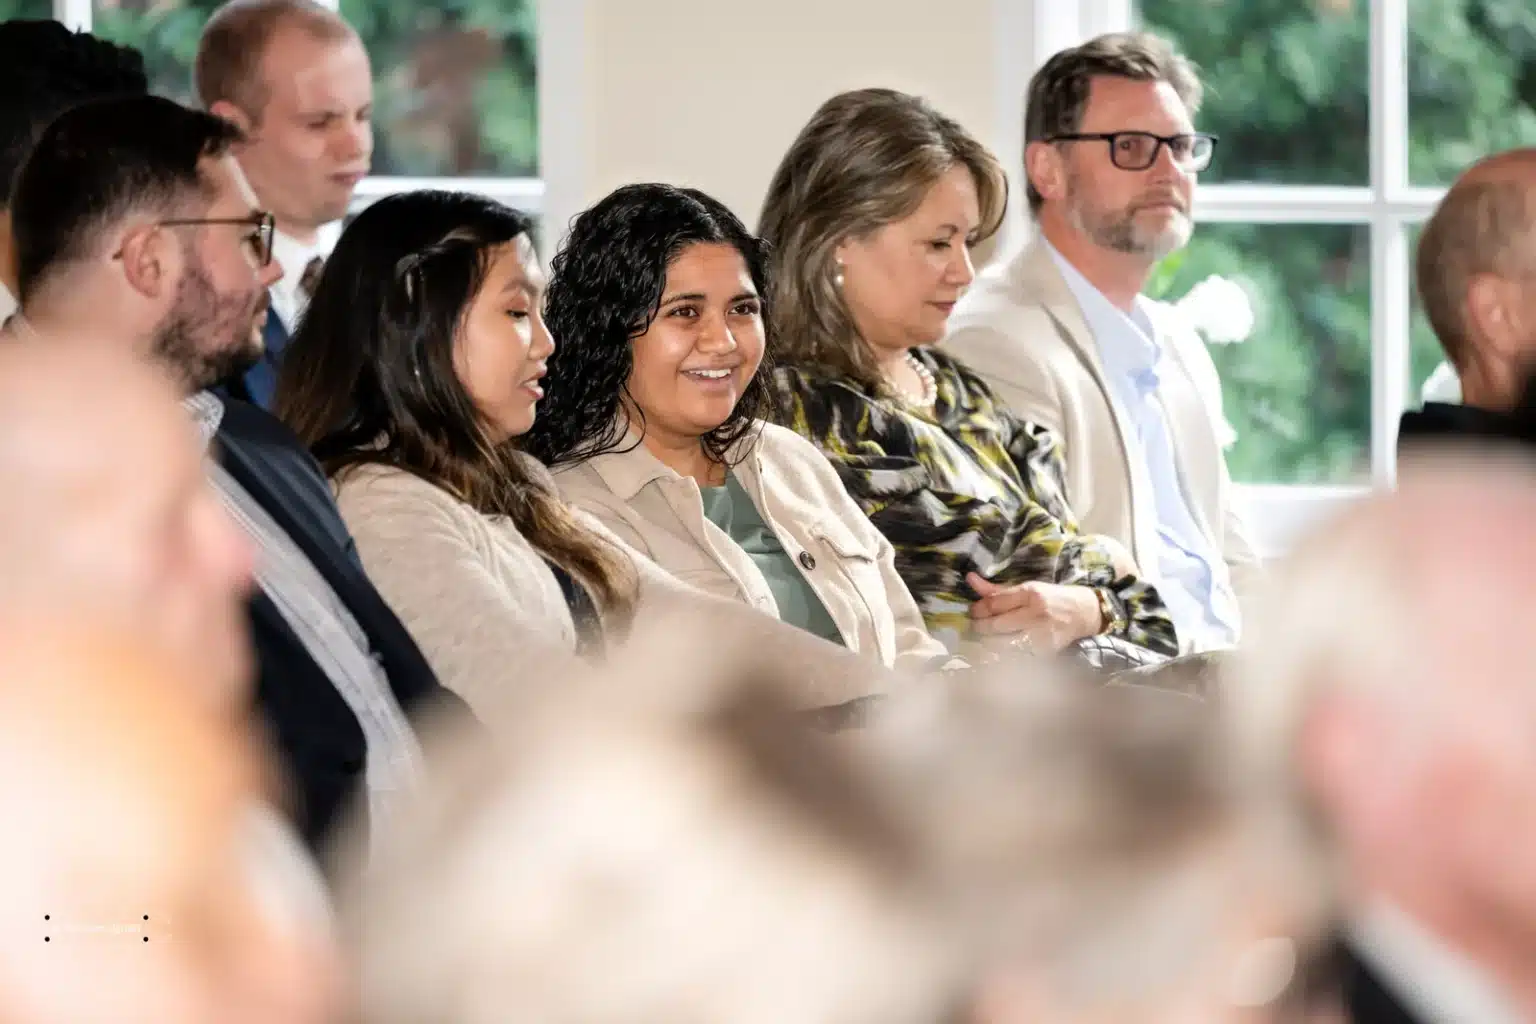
[554,421,948,672]
[943,239,1263,634]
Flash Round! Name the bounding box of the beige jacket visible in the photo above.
[553,421,948,671]
[944,239,1263,629]
[333,464,895,728]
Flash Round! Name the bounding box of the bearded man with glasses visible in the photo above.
[2,94,479,861]
[946,31,1261,655]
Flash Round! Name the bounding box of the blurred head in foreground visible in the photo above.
[340,639,962,1024]
[859,666,1333,1023]
[0,340,254,710]
[0,624,338,1023]
[1231,452,1536,1018]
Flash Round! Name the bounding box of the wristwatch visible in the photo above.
[1093,587,1126,635]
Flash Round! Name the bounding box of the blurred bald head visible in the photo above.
[1417,148,1536,409]
[1234,456,1536,989]
[0,340,253,710]
[0,625,257,1022]
[0,622,347,1023]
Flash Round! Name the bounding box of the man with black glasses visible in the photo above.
[3,94,476,860]
[946,32,1260,654]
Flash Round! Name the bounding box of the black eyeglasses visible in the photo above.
[1044,131,1218,173]
[157,211,276,267]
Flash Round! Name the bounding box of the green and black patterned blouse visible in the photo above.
[770,347,1178,656]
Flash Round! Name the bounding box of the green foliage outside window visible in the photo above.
[68,0,537,177]
[1140,0,1536,483]
[0,0,54,21]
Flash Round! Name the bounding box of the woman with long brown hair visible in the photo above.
[275,191,889,723]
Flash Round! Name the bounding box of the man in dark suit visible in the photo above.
[1235,465,1536,1024]
[5,93,475,855]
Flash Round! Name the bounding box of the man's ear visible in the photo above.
[1025,140,1067,206]
[117,223,174,302]
[1465,273,1517,357]
[209,100,252,140]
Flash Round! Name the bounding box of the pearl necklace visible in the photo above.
[896,350,938,409]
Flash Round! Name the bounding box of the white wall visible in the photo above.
[537,0,1142,242]
[539,0,1062,246]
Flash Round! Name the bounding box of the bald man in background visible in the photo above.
[0,341,254,709]
[1404,148,1536,452]
[0,625,342,1023]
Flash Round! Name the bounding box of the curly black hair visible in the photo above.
[521,183,776,468]
[0,20,147,209]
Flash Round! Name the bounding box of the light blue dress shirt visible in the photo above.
[1046,244,1240,649]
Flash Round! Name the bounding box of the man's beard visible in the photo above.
[151,261,265,394]
[1066,174,1193,262]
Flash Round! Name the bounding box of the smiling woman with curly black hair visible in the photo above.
[523,184,950,672]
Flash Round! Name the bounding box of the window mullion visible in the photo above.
[56,0,89,31]
[1371,220,1411,487]
[1370,0,1410,487]
[1372,0,1411,201]
[1078,0,1135,37]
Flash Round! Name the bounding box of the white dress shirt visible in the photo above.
[1045,243,1241,649]
[1352,902,1524,1024]
[267,222,341,332]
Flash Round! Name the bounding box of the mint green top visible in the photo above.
[699,473,845,647]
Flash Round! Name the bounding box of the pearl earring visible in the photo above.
[833,262,845,289]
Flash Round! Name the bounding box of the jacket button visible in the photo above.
[798,551,816,570]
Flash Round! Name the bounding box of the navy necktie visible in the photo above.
[238,304,290,410]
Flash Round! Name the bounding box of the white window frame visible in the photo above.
[1028,0,1438,556]
[58,0,548,217]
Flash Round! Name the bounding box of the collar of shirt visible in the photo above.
[184,390,226,450]
[1044,240,1162,398]
[1351,901,1525,1024]
[267,222,341,331]
[582,419,759,500]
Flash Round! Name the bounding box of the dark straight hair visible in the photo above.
[11,94,238,302]
[274,189,636,619]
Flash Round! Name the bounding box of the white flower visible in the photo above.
[1215,415,1239,451]
[1174,274,1256,345]
[1420,361,1462,404]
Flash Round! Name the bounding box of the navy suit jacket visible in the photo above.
[215,398,481,853]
